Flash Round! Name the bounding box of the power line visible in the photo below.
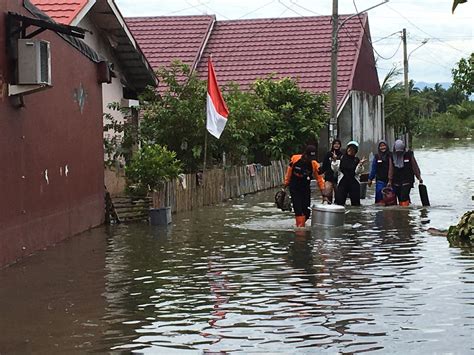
[237,0,278,19]
[376,38,403,60]
[288,0,323,16]
[351,0,396,60]
[372,31,402,43]
[386,4,469,55]
[277,0,305,16]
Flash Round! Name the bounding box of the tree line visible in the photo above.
[383,53,473,141]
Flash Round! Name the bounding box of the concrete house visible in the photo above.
[0,0,106,267]
[127,14,385,158]
[31,0,157,194]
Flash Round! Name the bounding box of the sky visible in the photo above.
[115,0,474,86]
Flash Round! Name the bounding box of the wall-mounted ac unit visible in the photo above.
[17,39,51,85]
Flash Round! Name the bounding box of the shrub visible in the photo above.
[126,144,182,194]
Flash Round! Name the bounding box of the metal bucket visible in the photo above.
[311,204,345,227]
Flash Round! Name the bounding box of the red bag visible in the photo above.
[382,187,397,206]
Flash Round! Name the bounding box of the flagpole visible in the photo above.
[203,54,212,184]
[203,129,208,177]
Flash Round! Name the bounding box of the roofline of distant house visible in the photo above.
[191,15,216,73]
[347,12,368,98]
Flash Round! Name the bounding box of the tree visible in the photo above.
[452,53,474,96]
[252,76,329,159]
[139,61,207,173]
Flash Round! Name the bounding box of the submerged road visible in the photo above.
[0,141,473,354]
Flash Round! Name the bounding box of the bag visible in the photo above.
[382,187,397,206]
[275,189,292,212]
[419,184,430,206]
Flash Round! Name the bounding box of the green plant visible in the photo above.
[447,210,473,248]
[125,144,182,194]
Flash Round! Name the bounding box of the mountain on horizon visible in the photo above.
[414,81,451,90]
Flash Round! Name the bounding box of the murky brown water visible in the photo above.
[1,142,473,354]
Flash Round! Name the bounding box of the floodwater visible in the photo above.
[1,142,473,354]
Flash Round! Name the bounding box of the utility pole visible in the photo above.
[402,28,409,99]
[329,0,389,146]
[329,0,339,144]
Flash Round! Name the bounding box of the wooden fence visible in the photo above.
[152,160,287,214]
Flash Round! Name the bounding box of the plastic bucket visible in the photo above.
[149,207,172,225]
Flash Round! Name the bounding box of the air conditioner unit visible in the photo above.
[17,39,51,85]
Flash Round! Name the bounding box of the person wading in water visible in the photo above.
[368,140,393,205]
[318,138,342,204]
[332,141,367,206]
[389,139,423,206]
[284,145,325,228]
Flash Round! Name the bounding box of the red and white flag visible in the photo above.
[206,57,229,139]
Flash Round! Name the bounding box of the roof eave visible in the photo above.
[70,0,96,26]
[94,0,157,91]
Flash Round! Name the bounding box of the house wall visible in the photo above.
[0,0,104,267]
[78,15,129,193]
[78,16,127,118]
[351,91,384,159]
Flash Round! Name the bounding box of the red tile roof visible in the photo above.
[127,14,381,108]
[30,0,89,25]
[126,15,215,71]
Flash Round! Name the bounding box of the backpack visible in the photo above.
[275,189,292,212]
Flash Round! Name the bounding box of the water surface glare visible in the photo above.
[0,143,473,354]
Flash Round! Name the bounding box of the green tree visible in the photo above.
[139,61,207,173]
[216,83,272,165]
[252,76,329,159]
[452,53,474,96]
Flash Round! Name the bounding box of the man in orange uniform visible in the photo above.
[284,145,325,228]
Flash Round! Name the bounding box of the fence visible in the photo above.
[152,160,287,214]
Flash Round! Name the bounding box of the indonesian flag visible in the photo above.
[206,57,229,139]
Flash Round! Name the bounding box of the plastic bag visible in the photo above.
[275,189,292,212]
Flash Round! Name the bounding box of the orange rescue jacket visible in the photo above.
[284,154,325,191]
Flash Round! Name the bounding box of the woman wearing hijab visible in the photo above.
[284,145,325,228]
[332,141,367,206]
[368,140,393,204]
[388,139,423,206]
[318,138,342,204]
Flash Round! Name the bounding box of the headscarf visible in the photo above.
[377,140,389,162]
[303,145,317,161]
[393,139,406,168]
[331,139,342,155]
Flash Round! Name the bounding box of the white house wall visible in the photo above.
[351,91,383,158]
[76,16,127,142]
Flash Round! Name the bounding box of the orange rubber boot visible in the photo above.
[399,200,410,207]
[295,215,306,227]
